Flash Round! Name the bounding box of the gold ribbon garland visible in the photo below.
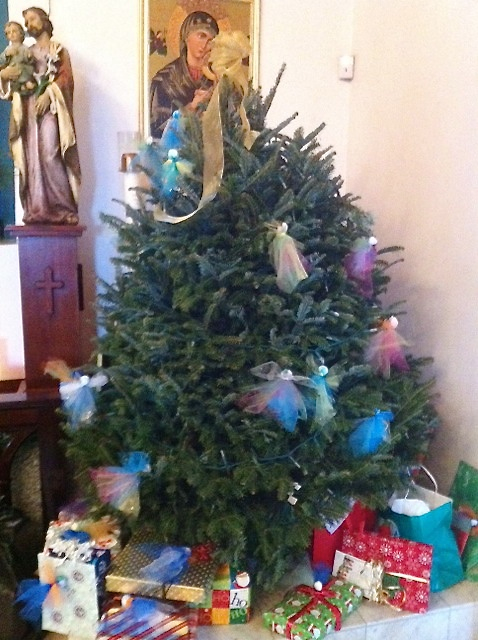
[153,30,256,224]
[367,560,431,611]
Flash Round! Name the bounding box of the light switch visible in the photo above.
[338,55,355,80]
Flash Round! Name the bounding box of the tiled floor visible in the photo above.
[197,558,478,640]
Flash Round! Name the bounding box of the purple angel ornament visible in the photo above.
[343,236,378,298]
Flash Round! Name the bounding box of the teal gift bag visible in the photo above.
[386,467,464,592]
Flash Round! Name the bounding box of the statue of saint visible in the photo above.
[0,7,81,225]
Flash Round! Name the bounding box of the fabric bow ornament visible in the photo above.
[236,361,317,432]
[365,316,409,378]
[348,409,394,457]
[269,222,310,293]
[90,451,151,517]
[343,236,377,298]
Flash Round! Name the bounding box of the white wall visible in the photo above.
[259,0,355,179]
[0,242,23,379]
[345,0,478,490]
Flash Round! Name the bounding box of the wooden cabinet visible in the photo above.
[5,225,86,389]
[0,225,87,528]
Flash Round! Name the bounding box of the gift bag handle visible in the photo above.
[405,464,438,497]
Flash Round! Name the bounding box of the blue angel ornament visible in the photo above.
[348,409,394,457]
[160,110,184,152]
[160,149,192,200]
[237,361,317,432]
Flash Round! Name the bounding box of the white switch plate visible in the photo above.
[338,55,355,80]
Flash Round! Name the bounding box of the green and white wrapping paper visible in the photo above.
[263,579,362,640]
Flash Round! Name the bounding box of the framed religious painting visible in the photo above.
[140,0,260,138]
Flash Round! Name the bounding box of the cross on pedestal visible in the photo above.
[35,266,64,316]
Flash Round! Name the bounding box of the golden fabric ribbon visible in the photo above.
[208,30,257,150]
[367,560,423,611]
[153,30,255,224]
[38,556,66,608]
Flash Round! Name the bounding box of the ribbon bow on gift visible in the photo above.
[336,552,416,611]
[15,558,67,627]
[285,584,343,638]
[136,544,191,585]
[366,560,421,611]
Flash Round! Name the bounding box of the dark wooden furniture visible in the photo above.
[0,225,86,529]
[5,225,86,389]
[0,381,66,529]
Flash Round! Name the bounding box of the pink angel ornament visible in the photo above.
[269,222,310,293]
[343,236,378,298]
[236,361,317,432]
[365,316,410,378]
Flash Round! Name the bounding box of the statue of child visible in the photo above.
[0,21,36,97]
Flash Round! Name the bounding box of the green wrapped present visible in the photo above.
[263,579,362,639]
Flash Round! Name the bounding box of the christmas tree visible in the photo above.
[66,60,438,590]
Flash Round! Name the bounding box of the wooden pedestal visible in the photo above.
[0,225,86,527]
[5,225,86,389]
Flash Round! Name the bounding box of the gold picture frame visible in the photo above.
[140,0,260,138]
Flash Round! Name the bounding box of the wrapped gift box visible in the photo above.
[190,563,251,625]
[262,578,362,640]
[310,500,376,573]
[39,548,110,639]
[106,529,216,603]
[340,531,432,613]
[45,515,122,559]
[98,596,197,639]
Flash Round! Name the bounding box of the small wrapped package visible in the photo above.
[38,546,110,638]
[262,578,362,639]
[106,528,216,603]
[339,531,432,613]
[191,563,251,625]
[97,596,197,639]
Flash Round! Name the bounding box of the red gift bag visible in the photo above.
[310,501,376,571]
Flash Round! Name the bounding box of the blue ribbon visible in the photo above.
[15,579,51,628]
[136,543,191,583]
